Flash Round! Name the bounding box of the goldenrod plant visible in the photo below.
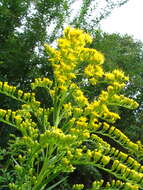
[0,27,143,190]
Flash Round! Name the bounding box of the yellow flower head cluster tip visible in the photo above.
[44,27,105,90]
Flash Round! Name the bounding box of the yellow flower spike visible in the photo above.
[114,149,119,156]
[91,111,99,117]
[43,78,53,86]
[136,173,143,182]
[110,147,116,154]
[31,78,53,90]
[49,89,55,97]
[3,82,9,90]
[68,164,76,172]
[112,82,124,91]
[75,94,89,107]
[59,85,67,91]
[80,48,104,64]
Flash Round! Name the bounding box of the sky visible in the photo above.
[101,0,143,41]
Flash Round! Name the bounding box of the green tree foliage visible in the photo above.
[0,27,142,190]
[89,31,143,142]
[0,0,69,83]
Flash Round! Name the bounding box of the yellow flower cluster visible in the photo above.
[0,108,36,137]
[0,81,16,95]
[69,127,90,142]
[40,127,77,148]
[84,64,104,85]
[61,157,75,172]
[111,159,143,183]
[0,81,41,108]
[72,87,89,107]
[45,27,105,92]
[83,49,104,85]
[124,183,139,190]
[63,102,72,117]
[92,180,104,189]
[111,94,139,109]
[91,179,139,190]
[91,133,110,152]
[45,28,90,91]
[72,184,84,190]
[76,116,88,129]
[63,27,92,47]
[85,98,120,124]
[31,78,53,90]
[81,48,104,64]
[105,69,129,83]
[73,107,83,117]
